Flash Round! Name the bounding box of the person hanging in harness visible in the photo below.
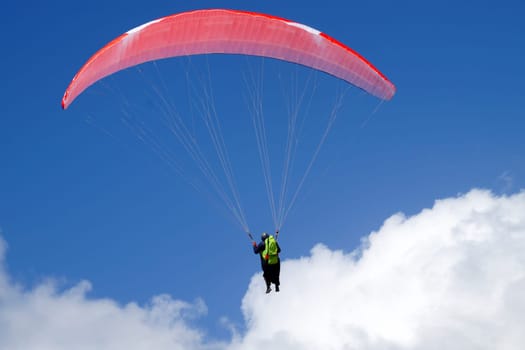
[252,231,281,293]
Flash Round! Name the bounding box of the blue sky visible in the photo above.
[1,0,524,346]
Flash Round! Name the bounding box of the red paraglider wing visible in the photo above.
[62,9,395,109]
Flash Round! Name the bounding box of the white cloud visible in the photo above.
[0,236,217,350]
[233,189,525,350]
[1,189,524,350]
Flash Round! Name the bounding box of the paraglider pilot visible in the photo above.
[252,231,281,293]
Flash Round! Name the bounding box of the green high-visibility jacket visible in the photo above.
[262,235,280,265]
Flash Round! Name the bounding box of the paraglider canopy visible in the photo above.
[61,9,396,234]
[62,9,395,109]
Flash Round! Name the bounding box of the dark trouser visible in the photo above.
[263,261,280,287]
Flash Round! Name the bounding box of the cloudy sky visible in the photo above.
[1,189,524,349]
[1,0,524,349]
